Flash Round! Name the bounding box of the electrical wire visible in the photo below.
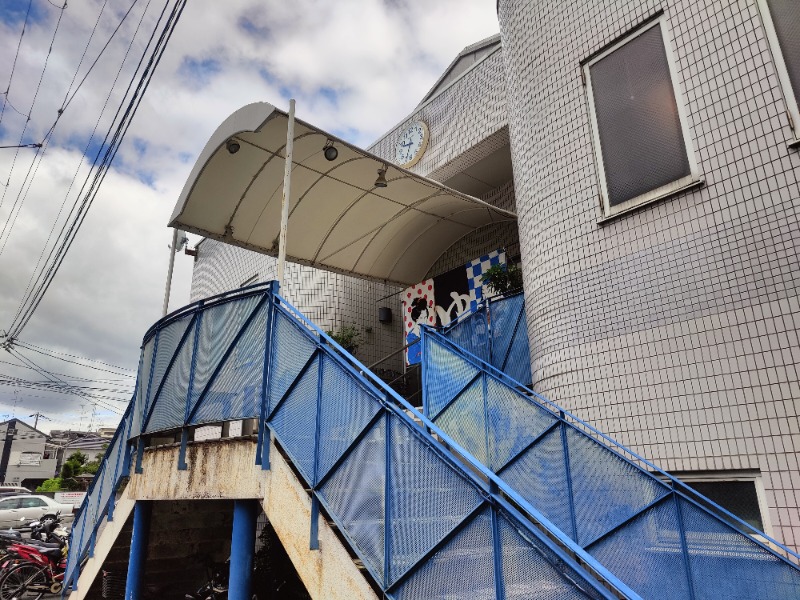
[5,0,155,308]
[0,359,134,386]
[0,0,68,211]
[6,0,187,338]
[5,348,125,415]
[0,0,145,260]
[0,0,34,129]
[14,339,135,374]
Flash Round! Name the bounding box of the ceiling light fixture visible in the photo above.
[323,139,338,161]
[226,138,240,154]
[374,165,388,188]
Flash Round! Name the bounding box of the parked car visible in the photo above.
[0,495,73,528]
[0,486,31,498]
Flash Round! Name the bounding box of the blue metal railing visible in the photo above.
[441,291,531,385]
[64,282,638,599]
[421,326,800,600]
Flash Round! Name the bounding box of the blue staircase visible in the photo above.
[433,294,800,599]
[63,283,800,599]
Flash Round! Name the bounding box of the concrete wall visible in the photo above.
[74,439,377,600]
[498,0,800,548]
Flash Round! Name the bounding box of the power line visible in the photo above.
[0,0,68,211]
[6,0,187,338]
[14,339,135,374]
[0,0,34,129]
[0,358,134,385]
[0,0,146,260]
[5,0,156,310]
[4,348,125,415]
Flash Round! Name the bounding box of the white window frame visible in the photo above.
[584,17,701,219]
[757,0,800,146]
[667,470,773,540]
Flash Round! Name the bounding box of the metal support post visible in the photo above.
[124,501,152,600]
[277,99,296,288]
[229,500,258,600]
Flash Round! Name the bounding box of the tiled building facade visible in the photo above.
[190,0,800,551]
[498,0,800,549]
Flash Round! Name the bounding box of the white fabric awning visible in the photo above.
[169,102,516,286]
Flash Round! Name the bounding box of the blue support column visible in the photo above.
[229,500,258,600]
[124,501,152,600]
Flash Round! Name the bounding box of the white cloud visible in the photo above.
[0,0,499,432]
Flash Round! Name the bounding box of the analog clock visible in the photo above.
[395,120,429,168]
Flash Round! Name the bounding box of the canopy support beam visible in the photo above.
[277,99,296,289]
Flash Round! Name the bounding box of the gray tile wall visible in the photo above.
[190,240,404,370]
[498,0,800,548]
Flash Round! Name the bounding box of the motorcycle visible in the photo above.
[185,559,258,600]
[0,537,68,599]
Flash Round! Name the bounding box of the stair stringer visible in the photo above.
[67,486,136,600]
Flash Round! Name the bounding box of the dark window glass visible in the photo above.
[0,498,21,510]
[685,480,764,532]
[20,497,45,508]
[767,0,800,107]
[590,24,691,207]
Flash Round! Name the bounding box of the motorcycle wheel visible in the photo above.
[0,563,47,600]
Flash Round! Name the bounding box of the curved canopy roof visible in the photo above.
[169,102,516,286]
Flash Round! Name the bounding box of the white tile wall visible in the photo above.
[498,0,800,549]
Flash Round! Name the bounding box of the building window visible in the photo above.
[669,472,770,536]
[584,18,699,217]
[759,0,800,144]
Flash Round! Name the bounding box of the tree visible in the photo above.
[480,263,524,295]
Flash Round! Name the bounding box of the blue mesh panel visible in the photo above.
[319,415,386,582]
[445,310,489,362]
[190,302,268,425]
[144,333,193,433]
[500,426,574,539]
[498,509,598,600]
[678,497,800,600]
[391,507,495,600]
[423,335,480,420]
[434,377,488,465]
[189,296,261,412]
[316,354,381,485]
[503,322,532,385]
[144,314,193,422]
[589,497,692,600]
[269,355,319,483]
[269,310,317,416]
[387,413,484,584]
[486,377,557,470]
[130,337,155,439]
[566,428,669,546]
[490,294,523,367]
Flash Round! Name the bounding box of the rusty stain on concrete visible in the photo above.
[116,438,376,599]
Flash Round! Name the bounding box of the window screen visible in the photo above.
[590,24,691,207]
[767,0,800,107]
[685,480,764,532]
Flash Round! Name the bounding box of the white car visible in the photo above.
[0,495,74,528]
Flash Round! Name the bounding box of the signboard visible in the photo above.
[54,491,86,505]
[402,249,505,364]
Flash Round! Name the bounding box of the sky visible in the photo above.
[0,0,500,434]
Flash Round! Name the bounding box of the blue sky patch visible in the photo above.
[65,133,107,164]
[178,57,221,88]
[0,0,48,28]
[238,15,270,39]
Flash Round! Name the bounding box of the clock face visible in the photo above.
[395,121,429,167]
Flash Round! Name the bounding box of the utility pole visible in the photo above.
[29,412,49,429]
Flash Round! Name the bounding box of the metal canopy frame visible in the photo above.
[168,102,516,286]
